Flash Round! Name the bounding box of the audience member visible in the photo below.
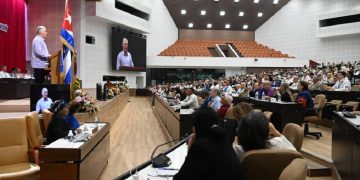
[234,112,296,159]
[46,100,71,144]
[331,71,351,91]
[174,107,244,180]
[180,88,199,109]
[217,94,233,118]
[278,83,293,102]
[295,81,315,116]
[66,101,81,131]
[207,88,221,111]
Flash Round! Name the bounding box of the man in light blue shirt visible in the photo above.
[208,88,221,111]
[31,26,51,83]
[116,38,134,69]
[36,87,53,113]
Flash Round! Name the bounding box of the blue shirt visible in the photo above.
[209,96,221,111]
[36,97,52,112]
[116,51,134,69]
[31,35,50,69]
[66,113,80,130]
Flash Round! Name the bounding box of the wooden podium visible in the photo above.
[46,50,76,84]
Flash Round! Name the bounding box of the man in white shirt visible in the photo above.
[222,80,233,95]
[207,88,221,111]
[332,71,351,91]
[289,76,299,90]
[0,65,11,78]
[116,38,134,69]
[180,88,199,109]
[36,87,53,113]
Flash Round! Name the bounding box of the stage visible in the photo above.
[0,89,129,125]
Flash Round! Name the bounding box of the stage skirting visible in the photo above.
[75,91,129,125]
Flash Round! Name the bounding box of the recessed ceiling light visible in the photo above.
[188,23,193,28]
[254,0,260,4]
[225,24,231,29]
[234,0,240,3]
[201,10,206,15]
[207,24,212,28]
[258,12,263,17]
[273,0,279,4]
[181,10,186,15]
[239,11,245,16]
[220,11,226,16]
[214,0,219,2]
[243,24,248,29]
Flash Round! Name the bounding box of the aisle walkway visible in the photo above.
[100,97,171,179]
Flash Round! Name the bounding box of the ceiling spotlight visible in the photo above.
[188,23,193,28]
[234,0,240,2]
[207,24,212,28]
[243,24,248,29]
[225,24,231,29]
[254,0,260,4]
[239,11,244,16]
[201,10,206,15]
[214,0,219,2]
[273,0,279,4]
[258,12,263,17]
[181,10,186,15]
[220,11,226,16]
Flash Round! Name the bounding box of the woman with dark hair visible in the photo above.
[174,107,244,180]
[233,112,295,159]
[295,81,315,116]
[66,101,81,130]
[278,83,293,102]
[46,100,71,144]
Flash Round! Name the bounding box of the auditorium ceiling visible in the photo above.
[163,0,291,31]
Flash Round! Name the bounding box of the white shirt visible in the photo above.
[180,94,199,109]
[116,51,134,69]
[0,71,11,78]
[36,97,53,112]
[332,78,351,91]
[223,85,233,95]
[233,135,296,160]
[289,82,298,90]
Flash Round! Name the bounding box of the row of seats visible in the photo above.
[0,110,52,179]
[159,39,294,58]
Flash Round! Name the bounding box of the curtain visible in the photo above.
[0,0,26,72]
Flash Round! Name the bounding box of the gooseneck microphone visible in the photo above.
[150,138,181,168]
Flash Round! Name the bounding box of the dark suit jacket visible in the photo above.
[174,138,244,180]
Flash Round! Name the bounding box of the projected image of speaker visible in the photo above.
[96,83,103,101]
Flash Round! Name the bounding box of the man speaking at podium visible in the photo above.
[31,26,51,83]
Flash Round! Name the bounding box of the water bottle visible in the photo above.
[261,92,265,100]
[255,91,259,100]
[67,130,74,142]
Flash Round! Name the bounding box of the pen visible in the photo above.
[159,168,179,170]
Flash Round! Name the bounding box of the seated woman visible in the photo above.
[46,100,71,144]
[217,94,233,118]
[174,107,244,180]
[278,83,293,102]
[234,112,296,159]
[66,101,81,130]
[295,81,315,116]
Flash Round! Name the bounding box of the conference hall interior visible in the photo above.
[1,0,360,179]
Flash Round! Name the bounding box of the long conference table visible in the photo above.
[153,94,194,140]
[233,97,304,131]
[40,122,110,180]
[116,138,188,180]
[331,112,360,180]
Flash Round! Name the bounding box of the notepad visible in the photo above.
[156,168,178,176]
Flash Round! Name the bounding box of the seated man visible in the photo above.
[180,88,199,109]
[36,87,53,113]
[206,88,221,111]
[0,65,11,78]
[330,71,351,91]
[262,81,275,97]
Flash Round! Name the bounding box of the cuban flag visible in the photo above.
[60,0,74,84]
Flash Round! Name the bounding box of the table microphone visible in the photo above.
[150,138,181,168]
